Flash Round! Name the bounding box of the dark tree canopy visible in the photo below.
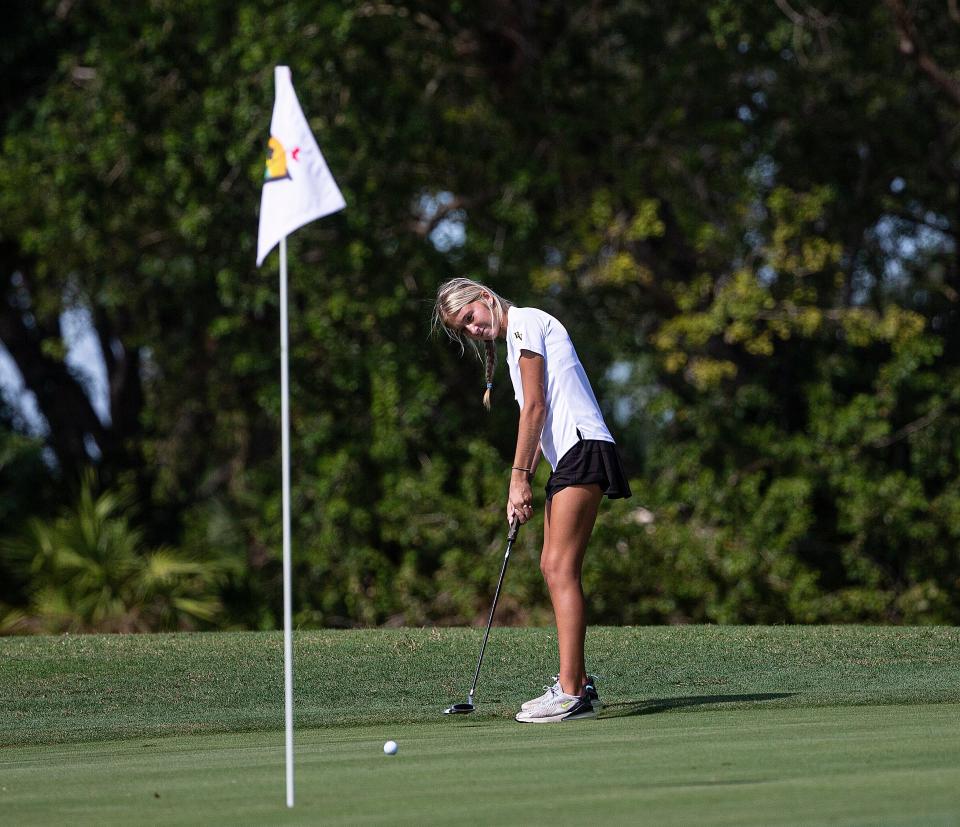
[1,1,958,631]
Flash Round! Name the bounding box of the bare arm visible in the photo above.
[508,350,546,524]
[530,444,543,476]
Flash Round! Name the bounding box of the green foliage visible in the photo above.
[1,474,223,633]
[1,1,959,630]
[0,428,50,607]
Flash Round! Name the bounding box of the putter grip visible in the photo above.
[507,517,520,543]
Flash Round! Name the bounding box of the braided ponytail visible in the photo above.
[483,339,496,410]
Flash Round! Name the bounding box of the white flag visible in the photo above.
[256,66,345,266]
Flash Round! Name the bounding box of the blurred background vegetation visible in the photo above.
[1,0,959,633]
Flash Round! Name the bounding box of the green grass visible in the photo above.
[3,626,960,824]
[5,707,960,825]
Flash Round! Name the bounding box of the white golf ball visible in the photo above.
[383,740,398,756]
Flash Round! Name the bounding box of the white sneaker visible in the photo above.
[520,677,560,712]
[514,690,596,723]
[520,674,603,714]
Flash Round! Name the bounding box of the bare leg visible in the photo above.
[541,484,603,697]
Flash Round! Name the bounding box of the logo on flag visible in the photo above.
[256,66,346,266]
[264,136,291,183]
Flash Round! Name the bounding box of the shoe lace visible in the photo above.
[538,675,559,692]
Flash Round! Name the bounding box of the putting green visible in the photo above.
[5,703,960,825]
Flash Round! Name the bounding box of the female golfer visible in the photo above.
[433,277,631,723]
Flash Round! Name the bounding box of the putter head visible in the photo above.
[444,702,475,714]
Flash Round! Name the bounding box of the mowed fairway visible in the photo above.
[3,627,960,825]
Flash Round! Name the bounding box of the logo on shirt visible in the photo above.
[514,332,523,341]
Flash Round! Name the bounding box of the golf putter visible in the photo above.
[444,517,521,714]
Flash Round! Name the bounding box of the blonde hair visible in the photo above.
[432,277,512,410]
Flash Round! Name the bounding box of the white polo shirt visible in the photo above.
[505,306,614,470]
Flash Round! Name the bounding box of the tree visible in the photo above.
[1,0,958,629]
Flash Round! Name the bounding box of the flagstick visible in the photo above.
[280,235,295,808]
[258,65,345,810]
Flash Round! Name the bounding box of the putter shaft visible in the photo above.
[465,519,521,703]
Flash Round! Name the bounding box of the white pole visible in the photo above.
[280,236,295,808]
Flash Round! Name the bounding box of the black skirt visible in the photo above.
[545,439,632,501]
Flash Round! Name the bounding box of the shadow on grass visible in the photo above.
[602,693,797,718]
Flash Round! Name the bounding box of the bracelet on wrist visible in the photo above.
[512,466,532,474]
